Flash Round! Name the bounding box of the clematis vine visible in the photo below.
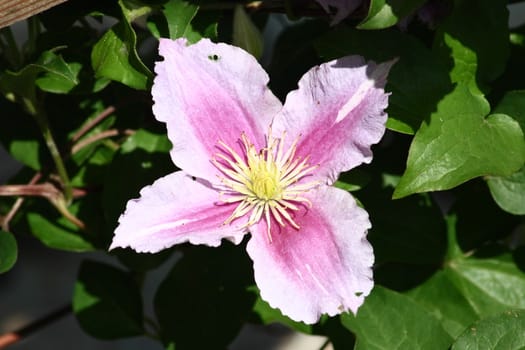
[110,38,394,324]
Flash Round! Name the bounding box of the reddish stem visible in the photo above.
[1,173,41,232]
[0,305,71,349]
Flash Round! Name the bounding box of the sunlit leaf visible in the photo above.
[91,20,152,90]
[408,271,479,338]
[487,90,525,215]
[0,49,81,103]
[434,0,509,93]
[452,310,525,349]
[487,167,525,215]
[35,51,81,94]
[342,286,453,350]
[358,0,427,29]
[394,85,525,198]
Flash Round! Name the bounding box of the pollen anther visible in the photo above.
[213,128,319,242]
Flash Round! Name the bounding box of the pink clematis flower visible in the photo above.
[110,38,393,324]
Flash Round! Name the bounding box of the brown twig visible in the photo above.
[0,304,71,349]
[70,105,116,144]
[0,104,128,231]
[0,184,61,200]
[1,173,41,232]
[71,128,134,154]
[0,182,86,230]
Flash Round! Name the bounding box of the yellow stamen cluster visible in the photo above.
[212,129,319,242]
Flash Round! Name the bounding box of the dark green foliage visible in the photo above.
[1,0,524,348]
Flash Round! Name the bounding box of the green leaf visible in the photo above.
[334,180,361,192]
[27,212,94,252]
[91,20,152,90]
[487,167,525,215]
[0,230,17,274]
[409,252,525,339]
[341,286,453,350]
[0,99,44,170]
[394,85,525,198]
[233,5,263,59]
[148,0,218,41]
[163,0,198,39]
[120,128,171,153]
[452,310,525,350]
[0,49,81,103]
[120,0,153,22]
[408,271,479,338]
[487,90,525,215]
[71,142,117,187]
[9,139,42,170]
[434,0,509,93]
[34,51,81,94]
[358,0,427,30]
[447,257,525,315]
[493,90,525,132]
[73,260,144,339]
[154,244,255,349]
[315,27,452,134]
[102,129,173,227]
[162,0,201,43]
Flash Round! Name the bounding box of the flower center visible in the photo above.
[212,129,319,242]
[252,170,280,200]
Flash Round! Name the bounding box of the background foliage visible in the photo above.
[1,0,525,348]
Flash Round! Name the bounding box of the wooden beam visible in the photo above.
[0,0,67,29]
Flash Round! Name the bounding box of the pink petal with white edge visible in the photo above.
[273,56,394,185]
[153,38,282,183]
[246,185,374,324]
[110,171,248,253]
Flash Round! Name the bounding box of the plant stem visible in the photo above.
[71,105,116,143]
[71,128,134,154]
[445,214,463,262]
[0,183,86,230]
[0,304,71,349]
[1,173,41,232]
[25,99,73,203]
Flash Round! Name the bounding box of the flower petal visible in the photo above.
[110,171,248,253]
[153,38,282,182]
[273,56,394,185]
[246,186,374,324]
